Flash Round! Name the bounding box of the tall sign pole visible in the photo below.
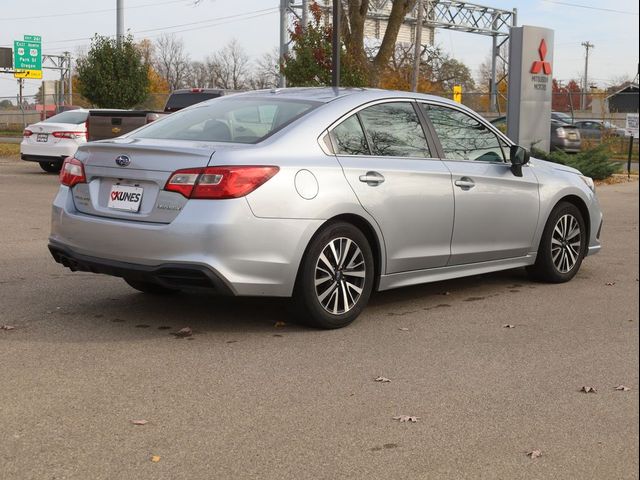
[331,0,340,88]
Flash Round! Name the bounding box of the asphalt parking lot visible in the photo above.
[0,157,638,480]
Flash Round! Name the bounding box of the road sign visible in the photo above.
[626,113,639,139]
[14,40,41,71]
[453,85,462,103]
[14,69,43,79]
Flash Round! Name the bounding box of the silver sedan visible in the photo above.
[49,88,603,328]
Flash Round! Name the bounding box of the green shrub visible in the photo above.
[533,145,620,180]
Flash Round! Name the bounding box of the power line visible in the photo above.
[541,0,639,15]
[45,7,279,45]
[0,0,187,22]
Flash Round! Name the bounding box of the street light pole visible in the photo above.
[117,0,124,46]
[331,0,340,88]
[411,0,424,93]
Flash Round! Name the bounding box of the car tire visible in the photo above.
[292,222,375,329]
[527,202,586,283]
[39,161,61,173]
[124,278,179,295]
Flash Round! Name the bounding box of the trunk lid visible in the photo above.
[71,138,222,223]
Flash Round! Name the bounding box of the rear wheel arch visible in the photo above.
[295,214,383,293]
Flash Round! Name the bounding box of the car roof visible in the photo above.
[228,87,465,108]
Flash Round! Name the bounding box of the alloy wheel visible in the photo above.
[551,213,582,273]
[314,237,366,315]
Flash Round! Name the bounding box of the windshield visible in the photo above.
[133,97,319,144]
[43,110,88,124]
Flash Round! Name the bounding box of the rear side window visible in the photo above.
[331,115,369,155]
[423,104,506,162]
[358,102,431,158]
[132,97,319,144]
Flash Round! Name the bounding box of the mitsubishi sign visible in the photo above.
[507,26,555,152]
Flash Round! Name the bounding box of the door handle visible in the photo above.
[359,171,385,186]
[454,177,475,190]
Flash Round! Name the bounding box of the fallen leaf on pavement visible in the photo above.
[605,282,616,286]
[274,321,286,328]
[615,385,631,391]
[131,420,148,425]
[398,327,409,331]
[374,376,391,383]
[580,386,597,393]
[174,327,192,337]
[150,455,161,463]
[527,449,542,459]
[503,324,515,328]
[1,325,15,331]
[393,415,419,423]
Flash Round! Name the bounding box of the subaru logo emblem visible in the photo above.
[115,155,130,167]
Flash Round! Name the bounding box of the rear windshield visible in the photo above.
[133,97,319,144]
[164,92,223,111]
[43,110,88,124]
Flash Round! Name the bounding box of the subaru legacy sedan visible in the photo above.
[49,88,602,329]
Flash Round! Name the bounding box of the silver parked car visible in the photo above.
[49,88,603,329]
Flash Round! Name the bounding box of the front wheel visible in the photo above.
[527,202,586,283]
[39,161,61,173]
[292,222,374,329]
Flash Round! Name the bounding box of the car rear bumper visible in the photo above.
[21,154,67,164]
[49,242,234,293]
[20,138,81,160]
[49,186,322,297]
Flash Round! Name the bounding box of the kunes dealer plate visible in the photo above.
[108,184,143,212]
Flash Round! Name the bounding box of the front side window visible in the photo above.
[423,104,506,162]
[358,102,431,158]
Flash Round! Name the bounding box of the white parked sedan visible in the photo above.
[21,109,89,173]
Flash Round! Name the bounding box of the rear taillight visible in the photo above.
[59,157,86,187]
[23,129,33,137]
[52,131,86,139]
[165,166,279,199]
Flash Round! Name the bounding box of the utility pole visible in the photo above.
[581,41,594,110]
[278,0,287,88]
[116,0,124,46]
[331,0,340,88]
[411,0,424,92]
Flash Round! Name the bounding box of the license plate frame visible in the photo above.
[36,133,48,142]
[108,184,144,212]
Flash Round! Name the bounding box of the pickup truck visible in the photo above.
[86,110,162,142]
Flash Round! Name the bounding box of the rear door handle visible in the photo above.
[454,177,475,190]
[359,171,385,186]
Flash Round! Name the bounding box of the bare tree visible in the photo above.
[154,34,190,91]
[249,49,280,90]
[210,39,249,90]
[186,61,213,88]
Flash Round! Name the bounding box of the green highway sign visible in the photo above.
[13,34,41,71]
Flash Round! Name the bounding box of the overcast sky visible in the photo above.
[1,0,638,100]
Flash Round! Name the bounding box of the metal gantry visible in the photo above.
[281,0,517,111]
[42,53,73,106]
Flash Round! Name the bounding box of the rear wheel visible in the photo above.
[39,161,61,173]
[292,222,374,329]
[124,278,179,295]
[527,202,586,283]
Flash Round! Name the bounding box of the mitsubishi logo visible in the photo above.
[531,39,552,75]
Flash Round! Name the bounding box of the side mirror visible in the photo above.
[509,145,530,177]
